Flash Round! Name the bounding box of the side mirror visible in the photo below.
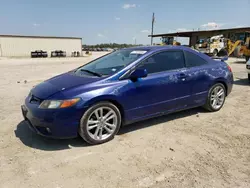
[130,68,148,80]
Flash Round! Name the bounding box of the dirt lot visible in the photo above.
[0,53,249,188]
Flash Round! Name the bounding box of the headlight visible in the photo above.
[39,98,80,109]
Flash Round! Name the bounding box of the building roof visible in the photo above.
[0,34,82,40]
[149,27,250,38]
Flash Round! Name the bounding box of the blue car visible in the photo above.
[21,46,233,144]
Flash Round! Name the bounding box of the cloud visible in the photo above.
[122,4,136,9]
[176,28,189,32]
[115,17,121,21]
[141,30,150,33]
[168,28,189,33]
[97,33,104,37]
[33,23,40,27]
[201,22,224,29]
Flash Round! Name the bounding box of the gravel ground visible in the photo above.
[0,53,249,188]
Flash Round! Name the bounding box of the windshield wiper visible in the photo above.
[80,69,102,77]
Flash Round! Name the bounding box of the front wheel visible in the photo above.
[79,102,121,145]
[203,83,226,112]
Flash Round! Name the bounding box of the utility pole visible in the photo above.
[151,12,155,45]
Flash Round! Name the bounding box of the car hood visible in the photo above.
[31,72,103,99]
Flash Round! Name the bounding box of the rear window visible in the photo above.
[184,51,208,67]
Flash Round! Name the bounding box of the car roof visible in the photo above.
[122,45,214,62]
[123,45,190,52]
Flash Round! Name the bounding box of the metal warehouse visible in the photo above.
[149,27,250,47]
[0,35,82,57]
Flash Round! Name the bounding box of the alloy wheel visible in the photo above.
[210,85,225,110]
[86,107,118,141]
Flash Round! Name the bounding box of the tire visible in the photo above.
[203,83,226,112]
[51,52,56,57]
[248,74,250,82]
[79,102,121,145]
[213,49,218,57]
[234,46,244,58]
[217,49,228,57]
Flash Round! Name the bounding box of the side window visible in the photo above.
[139,51,185,74]
[184,51,208,67]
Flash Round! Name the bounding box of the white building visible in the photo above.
[0,35,82,57]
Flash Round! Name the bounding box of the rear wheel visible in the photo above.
[233,46,242,58]
[203,83,226,112]
[79,102,121,145]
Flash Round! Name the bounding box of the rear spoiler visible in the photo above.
[211,56,228,62]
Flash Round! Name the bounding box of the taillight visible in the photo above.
[227,65,232,72]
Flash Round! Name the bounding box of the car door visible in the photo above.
[182,49,212,106]
[122,50,192,122]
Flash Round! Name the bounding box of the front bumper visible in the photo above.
[21,102,84,139]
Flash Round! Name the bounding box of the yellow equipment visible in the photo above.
[227,40,243,56]
[240,46,250,61]
[226,37,250,61]
[85,51,92,56]
[161,36,181,46]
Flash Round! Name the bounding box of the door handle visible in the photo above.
[178,73,187,81]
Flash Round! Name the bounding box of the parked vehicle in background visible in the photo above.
[106,48,114,52]
[195,35,226,56]
[51,50,66,57]
[71,51,81,57]
[246,58,250,82]
[194,34,250,60]
[31,50,48,58]
[21,46,233,145]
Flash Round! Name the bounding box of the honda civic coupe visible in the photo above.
[21,46,233,144]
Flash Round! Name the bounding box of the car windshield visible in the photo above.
[75,49,148,76]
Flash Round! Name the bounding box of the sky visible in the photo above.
[0,0,249,45]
